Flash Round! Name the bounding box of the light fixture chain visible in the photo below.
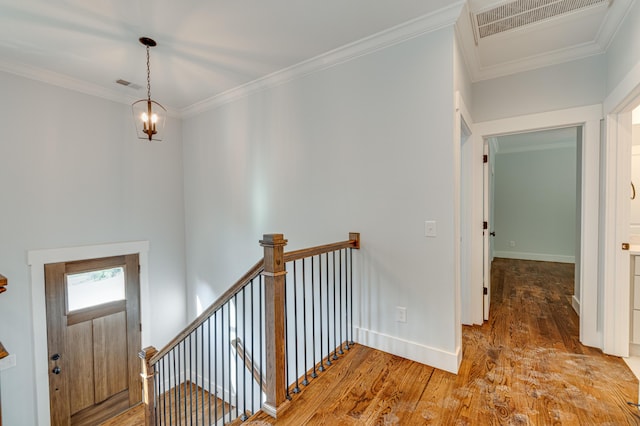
[146,45,151,100]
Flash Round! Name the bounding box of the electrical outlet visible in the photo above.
[509,241,516,248]
[396,306,407,323]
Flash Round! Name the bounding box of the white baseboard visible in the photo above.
[630,343,640,357]
[356,327,460,374]
[194,371,235,404]
[571,295,580,316]
[494,251,575,264]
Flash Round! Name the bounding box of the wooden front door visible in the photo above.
[45,254,141,426]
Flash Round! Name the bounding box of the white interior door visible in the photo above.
[483,141,491,320]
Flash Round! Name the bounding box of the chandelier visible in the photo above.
[132,37,166,141]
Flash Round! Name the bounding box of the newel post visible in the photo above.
[260,234,289,418]
[139,346,158,426]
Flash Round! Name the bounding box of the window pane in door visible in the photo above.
[66,267,125,311]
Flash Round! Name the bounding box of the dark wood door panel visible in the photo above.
[45,262,71,426]
[68,321,95,415]
[94,311,128,403]
[45,254,141,425]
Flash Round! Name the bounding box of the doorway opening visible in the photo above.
[484,127,582,323]
[471,105,601,349]
[28,240,150,425]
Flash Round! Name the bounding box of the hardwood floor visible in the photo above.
[98,403,144,426]
[99,383,230,426]
[248,259,640,425]
[102,259,640,425]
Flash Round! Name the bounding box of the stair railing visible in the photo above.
[140,232,359,425]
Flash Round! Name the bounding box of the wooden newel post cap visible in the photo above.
[349,232,360,249]
[139,346,158,362]
[259,234,288,247]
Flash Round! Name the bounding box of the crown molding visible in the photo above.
[1,2,466,119]
[0,59,183,118]
[472,40,606,82]
[181,1,465,118]
[0,59,132,103]
[454,3,481,82]
[596,0,635,51]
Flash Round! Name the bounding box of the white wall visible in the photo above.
[472,55,606,122]
[0,71,187,425]
[183,27,462,372]
[493,143,577,263]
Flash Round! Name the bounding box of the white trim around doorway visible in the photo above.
[27,241,150,426]
[473,104,603,350]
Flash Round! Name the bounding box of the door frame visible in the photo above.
[455,91,481,368]
[457,91,480,327]
[602,87,640,356]
[601,59,640,356]
[472,104,602,348]
[28,241,150,426]
[482,139,490,321]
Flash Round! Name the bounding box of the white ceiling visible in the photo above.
[459,0,634,81]
[0,0,634,113]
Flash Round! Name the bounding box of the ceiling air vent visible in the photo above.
[115,79,143,90]
[475,0,611,39]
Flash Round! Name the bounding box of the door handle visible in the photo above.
[51,353,61,375]
[490,232,496,237]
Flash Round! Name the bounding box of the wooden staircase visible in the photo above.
[139,233,360,425]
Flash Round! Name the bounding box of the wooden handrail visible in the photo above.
[150,258,264,364]
[283,233,360,263]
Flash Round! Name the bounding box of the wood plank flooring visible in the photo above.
[248,259,640,425]
[99,382,230,426]
[101,258,640,425]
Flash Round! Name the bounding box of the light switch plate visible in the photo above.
[396,306,407,323]
[425,220,437,237]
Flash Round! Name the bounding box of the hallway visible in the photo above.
[103,259,640,425]
[247,258,640,424]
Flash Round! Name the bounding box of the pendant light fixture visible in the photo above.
[132,37,166,141]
